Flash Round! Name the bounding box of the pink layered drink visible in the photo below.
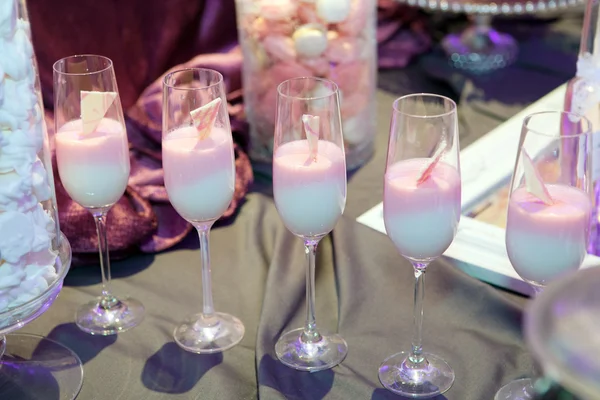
[273,139,346,237]
[384,159,461,261]
[162,126,235,222]
[55,118,130,208]
[506,185,591,285]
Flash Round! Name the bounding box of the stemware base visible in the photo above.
[0,333,83,400]
[494,378,535,400]
[76,296,145,336]
[441,19,518,73]
[174,312,245,354]
[378,351,454,398]
[275,328,348,372]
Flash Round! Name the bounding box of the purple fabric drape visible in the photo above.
[26,0,431,263]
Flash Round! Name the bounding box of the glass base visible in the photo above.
[441,28,518,73]
[76,296,145,336]
[0,333,83,400]
[378,351,454,398]
[275,328,348,372]
[494,378,535,400]
[173,312,245,354]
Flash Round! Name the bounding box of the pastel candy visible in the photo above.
[246,38,269,70]
[251,17,294,39]
[330,61,368,94]
[293,24,328,58]
[327,30,340,41]
[258,61,312,124]
[338,0,369,36]
[326,36,359,64]
[269,61,312,83]
[341,90,368,119]
[298,3,321,23]
[262,35,296,61]
[300,56,330,76]
[236,0,260,14]
[259,0,297,20]
[316,0,351,23]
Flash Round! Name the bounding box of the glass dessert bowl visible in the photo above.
[0,234,83,400]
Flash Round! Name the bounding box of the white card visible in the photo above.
[80,91,117,135]
[521,149,553,205]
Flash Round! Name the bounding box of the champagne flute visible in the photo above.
[162,68,245,353]
[53,54,145,335]
[495,111,592,400]
[379,94,460,397]
[273,77,348,371]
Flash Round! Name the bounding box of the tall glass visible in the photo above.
[53,55,145,336]
[495,111,593,400]
[379,94,460,397]
[162,68,245,353]
[273,77,348,371]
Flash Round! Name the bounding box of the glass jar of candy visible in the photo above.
[235,0,377,170]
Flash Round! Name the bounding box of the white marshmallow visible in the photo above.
[0,211,34,263]
[316,0,351,23]
[293,24,328,58]
[259,0,297,20]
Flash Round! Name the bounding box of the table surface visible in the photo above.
[22,13,584,400]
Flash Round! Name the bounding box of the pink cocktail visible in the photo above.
[272,77,348,372]
[55,117,129,208]
[53,54,145,336]
[162,68,245,354]
[163,126,235,223]
[378,94,460,398]
[273,139,346,238]
[494,110,593,400]
[384,158,461,261]
[506,185,591,285]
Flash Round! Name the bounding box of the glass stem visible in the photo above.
[408,262,429,366]
[301,240,322,344]
[197,224,215,317]
[92,212,117,309]
[0,335,6,360]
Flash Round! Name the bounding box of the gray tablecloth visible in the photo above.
[20,88,529,400]
[21,11,586,399]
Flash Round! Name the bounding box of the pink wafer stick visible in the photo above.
[190,97,222,140]
[302,114,320,161]
[521,149,554,205]
[416,141,446,185]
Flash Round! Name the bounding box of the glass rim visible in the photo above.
[392,93,457,119]
[163,68,224,91]
[53,54,113,76]
[277,77,339,101]
[523,111,593,138]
